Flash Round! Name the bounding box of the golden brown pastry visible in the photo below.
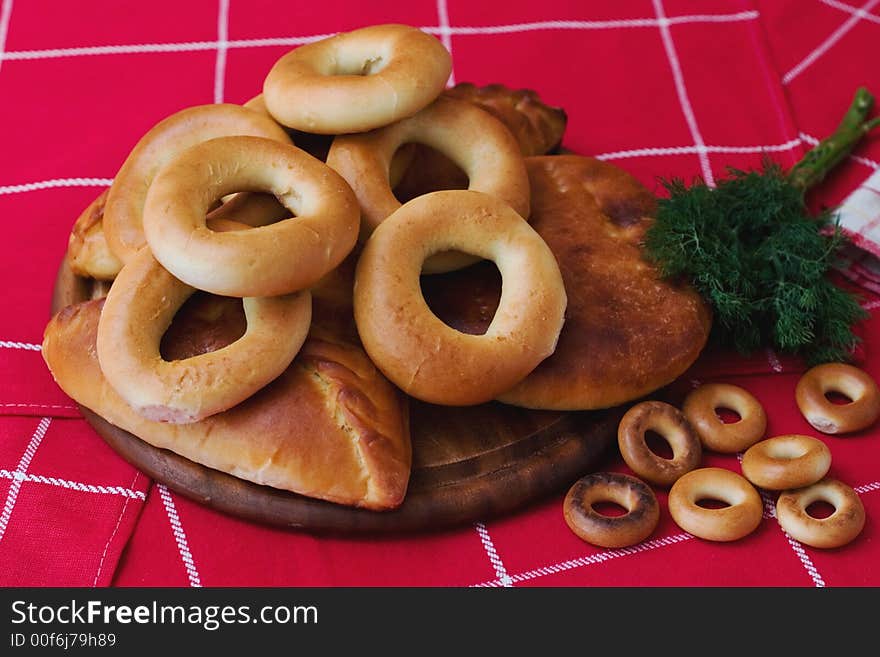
[67,190,123,281]
[795,363,880,434]
[42,296,411,510]
[142,136,360,298]
[263,24,452,134]
[444,82,567,156]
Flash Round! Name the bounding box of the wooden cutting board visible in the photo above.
[51,259,621,534]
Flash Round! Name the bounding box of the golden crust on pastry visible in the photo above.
[42,296,411,510]
[67,190,123,281]
[422,155,712,410]
[444,82,567,156]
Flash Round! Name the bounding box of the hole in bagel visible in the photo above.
[420,260,501,336]
[160,292,247,361]
[714,407,742,424]
[824,390,853,405]
[645,430,674,460]
[207,191,295,228]
[334,55,386,76]
[392,144,469,205]
[695,497,730,510]
[806,500,836,519]
[590,500,629,517]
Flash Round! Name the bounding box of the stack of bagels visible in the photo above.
[43,23,712,511]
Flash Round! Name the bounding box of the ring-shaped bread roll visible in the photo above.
[617,401,702,487]
[795,363,880,434]
[143,136,359,298]
[682,383,767,453]
[776,479,865,548]
[353,190,566,406]
[96,219,312,424]
[563,472,660,548]
[741,435,831,490]
[668,467,763,541]
[327,96,530,273]
[103,103,293,263]
[263,24,451,134]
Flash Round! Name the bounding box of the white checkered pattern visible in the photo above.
[1,0,878,587]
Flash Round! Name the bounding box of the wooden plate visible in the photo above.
[51,259,621,534]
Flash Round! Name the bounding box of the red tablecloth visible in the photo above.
[1,0,878,587]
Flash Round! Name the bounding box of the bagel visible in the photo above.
[143,136,360,298]
[682,383,767,453]
[795,363,880,434]
[563,472,660,548]
[97,220,312,423]
[70,186,290,281]
[741,434,831,491]
[668,467,763,542]
[327,95,530,271]
[776,479,865,548]
[617,401,702,486]
[263,24,451,134]
[354,190,566,406]
[103,103,293,263]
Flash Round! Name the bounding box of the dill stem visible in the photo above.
[788,87,879,192]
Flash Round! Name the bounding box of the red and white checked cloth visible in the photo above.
[838,169,880,259]
[1,0,879,587]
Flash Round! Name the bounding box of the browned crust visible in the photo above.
[795,363,880,434]
[67,189,123,281]
[617,401,702,486]
[42,297,411,510]
[297,337,411,508]
[421,155,712,410]
[564,472,660,548]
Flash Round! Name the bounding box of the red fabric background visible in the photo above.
[1,0,878,587]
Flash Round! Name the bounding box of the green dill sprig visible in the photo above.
[645,163,866,363]
[644,87,879,365]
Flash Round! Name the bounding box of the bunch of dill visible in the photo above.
[644,162,866,364]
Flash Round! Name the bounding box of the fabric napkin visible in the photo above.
[1,0,879,587]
